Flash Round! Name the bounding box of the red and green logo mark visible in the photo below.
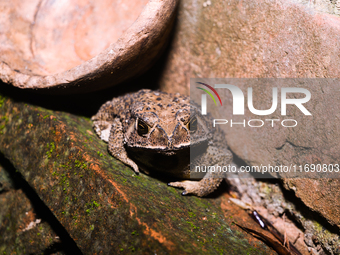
[196,82,222,106]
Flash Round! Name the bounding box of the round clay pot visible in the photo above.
[0,0,178,94]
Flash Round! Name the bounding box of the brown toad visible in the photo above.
[91,89,232,197]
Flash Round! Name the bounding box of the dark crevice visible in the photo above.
[0,185,11,195]
[275,140,312,151]
[281,208,305,232]
[0,185,7,195]
[0,152,83,255]
[226,153,340,243]
[275,142,285,150]
[278,180,340,236]
[42,241,65,255]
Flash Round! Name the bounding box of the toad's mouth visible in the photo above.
[125,143,190,152]
[125,146,189,176]
[125,139,208,152]
[125,141,208,177]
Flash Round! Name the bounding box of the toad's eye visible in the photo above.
[137,119,149,136]
[188,117,197,133]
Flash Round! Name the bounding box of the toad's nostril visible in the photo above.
[167,139,172,148]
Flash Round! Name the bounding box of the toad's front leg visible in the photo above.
[108,118,139,174]
[168,171,224,197]
[169,134,233,197]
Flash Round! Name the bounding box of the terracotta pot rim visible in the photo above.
[0,0,179,94]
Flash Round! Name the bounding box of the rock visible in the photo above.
[0,158,65,254]
[0,91,275,254]
[0,0,178,94]
[158,0,340,228]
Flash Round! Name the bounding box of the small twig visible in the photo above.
[293,233,301,245]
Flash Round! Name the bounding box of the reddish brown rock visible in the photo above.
[158,0,340,228]
[0,0,178,93]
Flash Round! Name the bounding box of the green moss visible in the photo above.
[74,160,81,168]
[84,200,101,216]
[46,142,55,158]
[0,116,7,133]
[188,211,196,218]
[314,221,323,232]
[0,96,6,108]
[186,221,199,230]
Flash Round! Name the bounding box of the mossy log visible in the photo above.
[0,93,275,254]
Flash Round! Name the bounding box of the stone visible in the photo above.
[0,0,178,93]
[158,0,340,228]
